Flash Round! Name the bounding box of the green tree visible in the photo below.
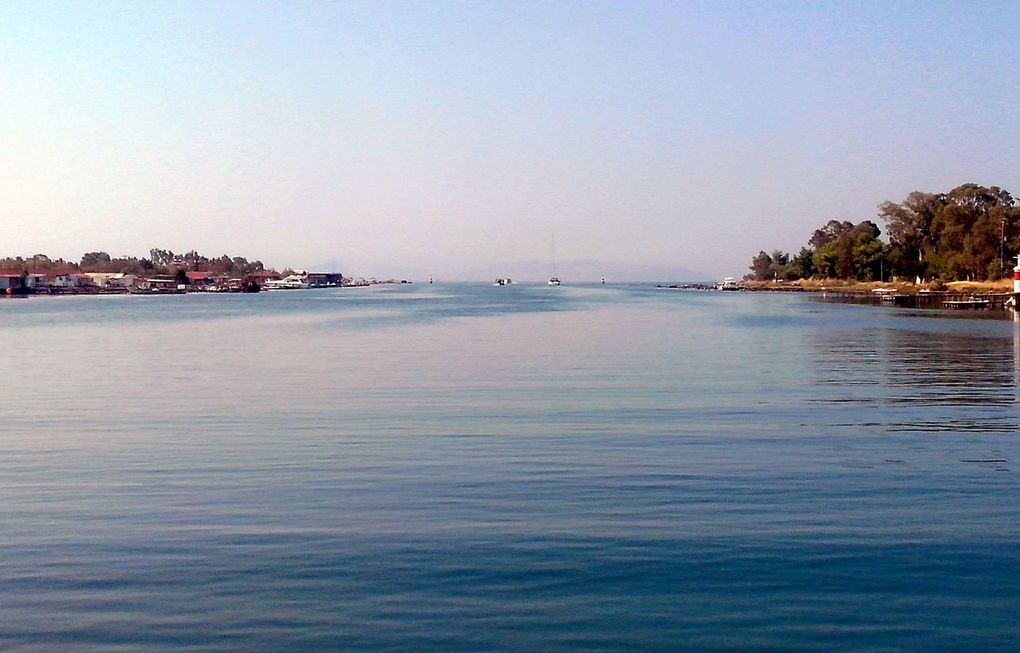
[80,251,112,270]
[792,247,815,279]
[766,250,801,280]
[881,184,1017,281]
[809,220,854,249]
[749,251,772,281]
[810,220,884,280]
[850,221,884,280]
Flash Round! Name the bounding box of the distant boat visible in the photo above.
[716,277,740,291]
[548,232,561,286]
[493,278,513,286]
[265,272,310,290]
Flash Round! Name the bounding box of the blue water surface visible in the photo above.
[1,284,1018,651]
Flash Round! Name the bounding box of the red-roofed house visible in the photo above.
[185,271,214,288]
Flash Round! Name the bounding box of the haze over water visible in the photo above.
[2,284,1018,651]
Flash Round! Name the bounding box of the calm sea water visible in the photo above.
[1,284,1018,652]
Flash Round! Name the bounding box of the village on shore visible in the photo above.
[0,269,352,295]
[0,250,412,296]
[0,260,416,295]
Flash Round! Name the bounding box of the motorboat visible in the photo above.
[265,273,310,290]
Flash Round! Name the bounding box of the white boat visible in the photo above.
[265,272,310,290]
[717,277,739,291]
[493,278,513,286]
[548,232,561,286]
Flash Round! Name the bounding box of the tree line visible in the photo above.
[0,249,268,277]
[748,183,1020,282]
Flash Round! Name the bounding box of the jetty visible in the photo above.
[816,290,1013,310]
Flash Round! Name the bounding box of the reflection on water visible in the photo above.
[810,317,1019,434]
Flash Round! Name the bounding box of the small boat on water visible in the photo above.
[716,277,740,291]
[547,232,561,286]
[493,278,513,287]
[265,272,310,290]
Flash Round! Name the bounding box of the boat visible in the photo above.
[493,278,513,286]
[265,272,310,290]
[547,232,561,286]
[716,277,740,291]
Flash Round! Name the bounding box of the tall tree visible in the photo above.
[880,184,1018,280]
[809,220,854,249]
[792,247,815,279]
[878,191,945,279]
[749,251,772,281]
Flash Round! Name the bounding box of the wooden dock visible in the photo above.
[817,291,1014,310]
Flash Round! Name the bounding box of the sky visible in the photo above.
[3,1,1019,280]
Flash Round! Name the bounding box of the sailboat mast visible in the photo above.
[551,231,556,276]
[547,232,561,285]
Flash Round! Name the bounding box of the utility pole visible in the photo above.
[1001,216,1006,279]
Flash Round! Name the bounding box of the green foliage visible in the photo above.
[881,183,1017,281]
[80,252,112,268]
[79,252,153,274]
[748,251,772,281]
[2,248,271,278]
[747,250,801,281]
[809,220,854,249]
[146,249,266,276]
[808,220,884,280]
[792,247,815,279]
[750,182,1018,282]
[0,254,75,271]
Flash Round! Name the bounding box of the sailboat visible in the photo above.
[547,232,561,286]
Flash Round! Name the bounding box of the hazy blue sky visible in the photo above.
[3,1,1018,279]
